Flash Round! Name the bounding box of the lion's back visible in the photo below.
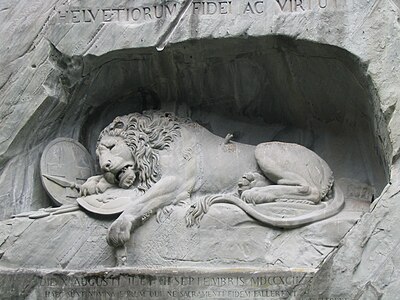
[181,124,258,194]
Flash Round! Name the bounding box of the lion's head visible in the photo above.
[96,111,182,191]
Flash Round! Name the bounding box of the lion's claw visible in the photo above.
[241,190,256,204]
[80,176,113,197]
[80,184,95,196]
[80,178,99,196]
[107,215,133,247]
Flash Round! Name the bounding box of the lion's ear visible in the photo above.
[113,121,124,129]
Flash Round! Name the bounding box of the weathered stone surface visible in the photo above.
[0,268,316,300]
[0,192,367,270]
[1,0,400,298]
[0,0,393,219]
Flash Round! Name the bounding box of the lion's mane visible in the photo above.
[98,111,183,191]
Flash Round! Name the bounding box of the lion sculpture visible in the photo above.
[80,111,344,248]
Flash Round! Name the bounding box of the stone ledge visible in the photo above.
[0,267,319,300]
[0,198,367,270]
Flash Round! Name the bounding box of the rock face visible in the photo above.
[0,200,368,270]
[0,0,400,298]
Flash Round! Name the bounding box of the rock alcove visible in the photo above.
[0,35,390,221]
[0,34,391,270]
[68,36,389,200]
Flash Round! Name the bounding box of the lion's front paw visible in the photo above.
[80,176,113,196]
[107,214,133,247]
[95,177,114,194]
[80,180,98,196]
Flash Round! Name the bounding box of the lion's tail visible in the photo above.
[185,195,218,227]
[185,185,344,229]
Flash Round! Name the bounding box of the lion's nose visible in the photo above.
[103,160,112,171]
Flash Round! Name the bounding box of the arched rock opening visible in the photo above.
[56,36,389,199]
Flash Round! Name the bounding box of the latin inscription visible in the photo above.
[55,0,340,24]
[57,5,178,23]
[192,1,233,15]
[32,272,350,299]
[272,0,333,13]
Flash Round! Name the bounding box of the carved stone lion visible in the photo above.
[81,111,344,248]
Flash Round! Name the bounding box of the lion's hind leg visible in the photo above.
[245,142,323,205]
[238,172,272,196]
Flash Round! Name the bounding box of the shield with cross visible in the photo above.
[40,138,96,206]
